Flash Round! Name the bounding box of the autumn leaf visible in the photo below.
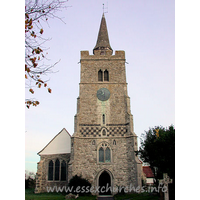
[44,83,47,87]
[29,88,34,94]
[28,18,32,26]
[30,57,36,63]
[33,63,38,68]
[25,13,29,18]
[35,49,40,54]
[38,79,44,83]
[25,74,28,79]
[28,25,33,29]
[48,88,52,93]
[35,101,40,105]
[40,29,44,34]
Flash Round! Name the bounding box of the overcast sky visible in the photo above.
[25,0,175,173]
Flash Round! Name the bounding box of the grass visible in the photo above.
[114,192,159,200]
[25,188,96,200]
[26,189,159,200]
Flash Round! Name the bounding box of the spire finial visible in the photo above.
[102,2,108,14]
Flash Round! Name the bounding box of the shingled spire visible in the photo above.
[93,13,113,55]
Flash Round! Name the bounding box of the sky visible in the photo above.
[25,0,175,173]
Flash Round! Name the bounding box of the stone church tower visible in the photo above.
[35,13,142,195]
[69,14,142,194]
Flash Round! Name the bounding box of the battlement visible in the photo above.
[81,50,125,61]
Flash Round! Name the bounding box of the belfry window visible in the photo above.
[48,160,53,181]
[98,70,103,81]
[98,69,109,82]
[55,159,60,181]
[98,143,111,163]
[104,70,109,81]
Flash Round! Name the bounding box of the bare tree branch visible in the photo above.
[25,0,70,108]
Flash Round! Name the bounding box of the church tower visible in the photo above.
[69,14,142,194]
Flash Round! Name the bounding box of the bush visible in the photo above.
[25,177,36,189]
[25,171,36,189]
[68,175,91,196]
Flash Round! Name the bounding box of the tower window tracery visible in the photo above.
[48,159,67,181]
[98,142,111,163]
[98,69,109,82]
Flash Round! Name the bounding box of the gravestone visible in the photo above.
[159,173,173,200]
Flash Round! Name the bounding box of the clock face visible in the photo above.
[97,88,110,101]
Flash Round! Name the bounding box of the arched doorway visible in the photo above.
[99,171,111,195]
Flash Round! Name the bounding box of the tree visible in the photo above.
[139,125,175,199]
[68,175,91,195]
[25,0,69,108]
[139,125,175,179]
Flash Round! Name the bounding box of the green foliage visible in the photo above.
[139,125,175,180]
[25,177,36,189]
[25,171,36,189]
[25,189,96,200]
[25,188,65,200]
[68,175,91,196]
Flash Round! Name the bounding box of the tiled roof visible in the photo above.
[143,166,154,178]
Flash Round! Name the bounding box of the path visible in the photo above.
[97,196,114,200]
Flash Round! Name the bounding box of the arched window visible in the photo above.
[105,147,111,162]
[99,147,104,162]
[98,143,111,163]
[48,160,53,181]
[98,70,103,81]
[61,161,66,181]
[102,129,106,136]
[55,159,60,181]
[113,140,116,145]
[102,114,105,124]
[104,70,109,81]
